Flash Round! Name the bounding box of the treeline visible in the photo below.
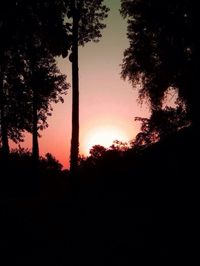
[1,0,199,171]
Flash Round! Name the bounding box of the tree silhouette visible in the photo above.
[19,1,70,162]
[133,105,190,148]
[89,144,107,160]
[65,0,109,174]
[120,0,200,127]
[110,140,129,152]
[0,1,31,156]
[24,51,68,162]
[0,0,70,160]
[0,51,30,156]
[0,54,13,156]
[0,0,19,157]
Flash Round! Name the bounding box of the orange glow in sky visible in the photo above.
[83,126,129,155]
[12,0,149,169]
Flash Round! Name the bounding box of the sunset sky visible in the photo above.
[15,0,149,169]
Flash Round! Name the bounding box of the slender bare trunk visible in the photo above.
[70,0,79,175]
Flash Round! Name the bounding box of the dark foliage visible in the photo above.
[121,0,200,126]
[0,0,70,158]
[133,105,190,148]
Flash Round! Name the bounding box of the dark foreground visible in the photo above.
[0,127,198,265]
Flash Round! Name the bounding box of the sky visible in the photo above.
[14,0,149,169]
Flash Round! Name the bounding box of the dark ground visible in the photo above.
[0,126,199,265]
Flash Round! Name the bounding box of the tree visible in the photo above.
[14,0,70,162]
[89,144,107,160]
[0,51,29,155]
[65,0,109,174]
[0,1,37,157]
[109,140,129,152]
[0,0,70,159]
[42,153,63,172]
[24,51,68,162]
[120,0,200,127]
[133,105,190,148]
[0,0,20,157]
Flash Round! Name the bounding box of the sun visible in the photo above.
[82,126,129,155]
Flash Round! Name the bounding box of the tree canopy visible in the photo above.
[66,0,109,47]
[121,0,200,126]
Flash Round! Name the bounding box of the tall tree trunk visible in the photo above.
[70,0,79,175]
[0,69,9,157]
[32,87,39,163]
